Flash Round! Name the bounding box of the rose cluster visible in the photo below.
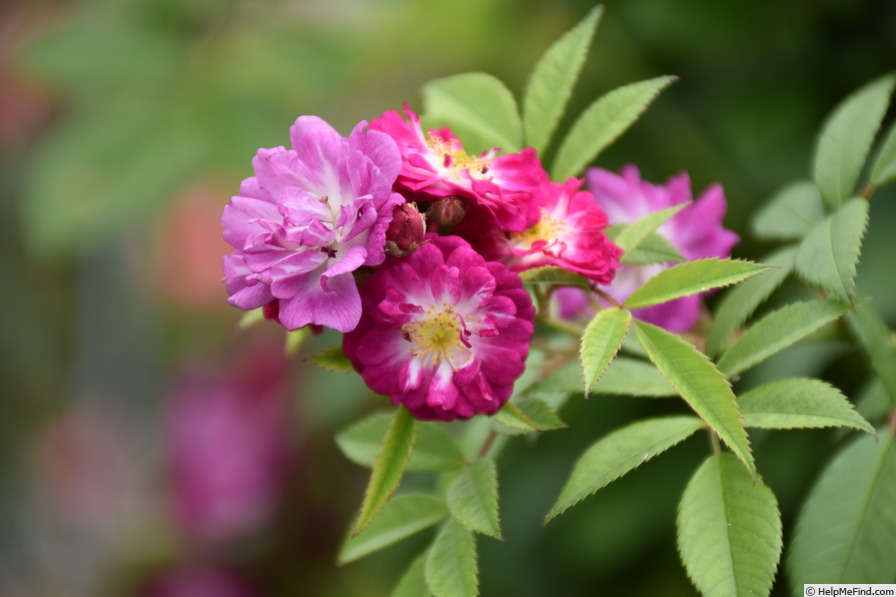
[222,106,737,420]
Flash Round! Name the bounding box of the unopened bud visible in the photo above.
[385,202,426,256]
[429,196,468,230]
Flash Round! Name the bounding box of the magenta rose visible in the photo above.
[343,234,535,421]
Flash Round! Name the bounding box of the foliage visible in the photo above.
[323,11,896,596]
[11,2,896,596]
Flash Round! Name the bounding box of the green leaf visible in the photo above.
[524,356,676,398]
[847,299,896,406]
[518,266,592,287]
[788,430,896,586]
[633,320,754,474]
[546,415,703,522]
[339,494,448,564]
[795,197,869,304]
[751,181,824,240]
[591,357,678,397]
[392,554,431,597]
[605,202,689,257]
[335,412,464,473]
[492,398,565,434]
[619,231,686,265]
[739,378,875,433]
[870,117,896,187]
[625,259,772,311]
[422,72,522,154]
[706,246,797,357]
[522,5,602,154]
[717,299,848,378]
[336,412,465,473]
[353,407,416,536]
[813,73,895,206]
[580,308,632,396]
[309,345,355,373]
[447,459,502,539]
[677,454,782,597]
[425,518,479,597]
[551,76,677,181]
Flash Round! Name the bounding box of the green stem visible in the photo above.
[593,286,623,309]
[477,429,499,459]
[541,317,585,337]
[708,430,722,456]
[860,182,877,200]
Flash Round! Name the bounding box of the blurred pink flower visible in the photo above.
[31,406,142,533]
[369,104,546,232]
[152,185,233,310]
[222,116,404,332]
[166,345,291,546]
[560,165,739,332]
[343,234,535,421]
[140,565,258,597]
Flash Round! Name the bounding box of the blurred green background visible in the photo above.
[2,0,895,595]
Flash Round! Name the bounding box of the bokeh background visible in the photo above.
[1,0,895,595]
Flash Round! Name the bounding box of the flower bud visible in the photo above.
[429,196,468,230]
[385,202,426,256]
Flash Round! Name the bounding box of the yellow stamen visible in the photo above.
[401,305,469,371]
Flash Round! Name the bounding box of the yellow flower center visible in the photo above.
[425,136,491,179]
[402,304,470,368]
[512,212,568,250]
